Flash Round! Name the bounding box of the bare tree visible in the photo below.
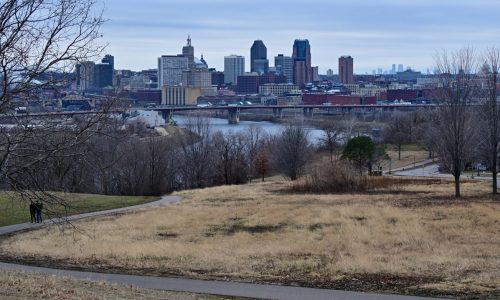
[432,48,479,198]
[241,125,267,172]
[212,131,248,185]
[319,121,343,162]
[0,0,106,218]
[479,48,500,194]
[253,149,270,182]
[272,124,311,180]
[176,113,214,189]
[0,0,105,110]
[383,112,413,160]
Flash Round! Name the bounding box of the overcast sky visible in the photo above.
[101,0,500,74]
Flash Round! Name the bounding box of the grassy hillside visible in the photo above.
[0,193,158,227]
[1,177,498,298]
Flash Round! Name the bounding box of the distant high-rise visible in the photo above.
[274,54,293,83]
[102,54,114,69]
[391,64,396,74]
[94,54,114,88]
[398,64,404,72]
[326,69,334,77]
[292,39,312,88]
[157,55,189,87]
[78,61,95,91]
[224,55,245,85]
[338,56,353,84]
[311,66,319,82]
[250,40,268,74]
[182,35,195,69]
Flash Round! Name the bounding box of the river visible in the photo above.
[176,115,324,144]
[131,110,325,145]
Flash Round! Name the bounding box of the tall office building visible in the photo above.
[326,69,334,77]
[311,66,319,82]
[94,54,114,88]
[292,39,312,88]
[224,55,245,85]
[275,54,293,83]
[250,40,268,74]
[157,55,189,87]
[78,61,95,91]
[102,54,114,69]
[182,35,195,69]
[391,64,396,74]
[94,64,113,88]
[398,64,404,72]
[182,68,212,87]
[339,56,354,84]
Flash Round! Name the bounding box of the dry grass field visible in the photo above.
[384,149,431,171]
[0,269,228,300]
[1,177,499,298]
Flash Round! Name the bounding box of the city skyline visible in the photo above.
[101,0,500,73]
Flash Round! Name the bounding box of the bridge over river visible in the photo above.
[2,104,438,124]
[150,104,438,124]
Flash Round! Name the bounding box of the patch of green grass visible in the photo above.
[0,193,158,227]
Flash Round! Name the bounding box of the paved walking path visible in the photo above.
[0,195,182,236]
[0,195,441,300]
[0,262,438,300]
[385,158,437,175]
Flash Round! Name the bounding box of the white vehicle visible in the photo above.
[15,106,27,114]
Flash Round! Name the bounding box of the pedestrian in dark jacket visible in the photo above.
[35,200,43,223]
[29,201,36,223]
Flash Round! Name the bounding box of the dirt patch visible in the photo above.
[307,223,341,231]
[205,220,287,236]
[157,232,179,239]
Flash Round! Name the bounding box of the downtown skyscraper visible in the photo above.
[224,55,245,85]
[338,55,354,84]
[275,54,293,83]
[292,39,312,88]
[250,40,268,74]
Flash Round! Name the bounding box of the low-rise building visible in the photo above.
[161,86,201,106]
[303,94,376,105]
[259,83,299,96]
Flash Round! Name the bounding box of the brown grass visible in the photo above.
[0,269,226,300]
[1,177,499,298]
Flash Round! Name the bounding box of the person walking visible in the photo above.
[35,200,43,223]
[29,201,36,223]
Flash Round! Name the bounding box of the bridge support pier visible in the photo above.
[273,108,283,118]
[160,110,174,124]
[227,108,240,124]
[303,107,314,117]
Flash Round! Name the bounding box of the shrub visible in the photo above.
[290,161,367,193]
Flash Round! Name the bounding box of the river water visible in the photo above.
[174,115,324,144]
[131,110,325,145]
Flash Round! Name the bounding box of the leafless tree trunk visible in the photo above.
[433,48,479,198]
[0,0,105,218]
[479,48,500,194]
[272,124,311,181]
[0,0,105,110]
[383,112,413,160]
[213,131,248,185]
[176,113,214,189]
[319,121,343,163]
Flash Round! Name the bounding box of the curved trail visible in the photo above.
[0,195,182,236]
[0,195,440,300]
